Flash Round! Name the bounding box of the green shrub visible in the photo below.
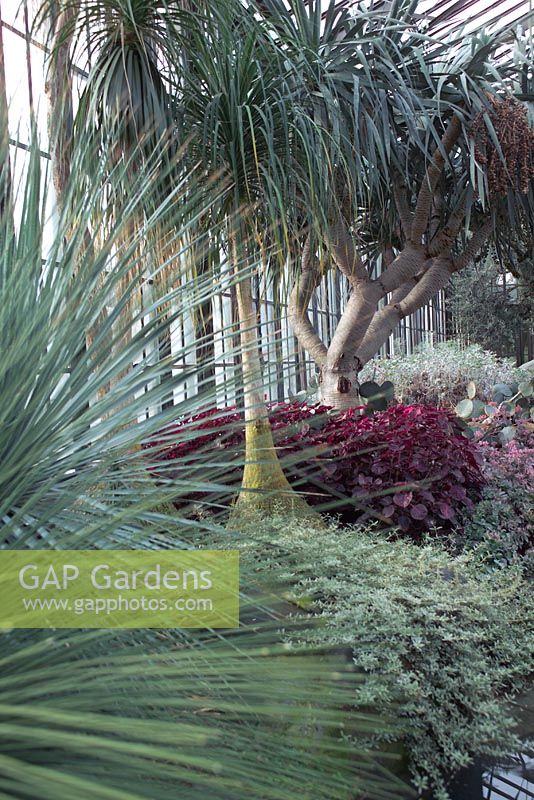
[360,341,523,408]
[448,251,534,361]
[223,516,534,800]
[459,483,534,574]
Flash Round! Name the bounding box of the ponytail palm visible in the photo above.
[40,0,318,513]
[172,5,315,512]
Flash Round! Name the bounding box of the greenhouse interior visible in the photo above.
[0,0,533,798]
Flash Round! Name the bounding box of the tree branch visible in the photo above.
[428,206,465,257]
[328,220,369,287]
[452,218,494,272]
[373,243,427,295]
[411,115,463,243]
[429,190,443,241]
[393,184,413,241]
[388,265,429,305]
[288,236,328,367]
[325,282,383,372]
[354,257,453,366]
[383,246,395,268]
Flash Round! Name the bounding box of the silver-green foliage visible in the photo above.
[361,340,523,408]
[229,515,534,800]
[0,136,399,799]
[459,484,534,574]
[455,376,534,426]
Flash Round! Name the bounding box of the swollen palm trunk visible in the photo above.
[231,246,310,515]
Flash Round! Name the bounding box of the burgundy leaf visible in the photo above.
[410,504,428,520]
[437,502,455,520]
[393,491,413,508]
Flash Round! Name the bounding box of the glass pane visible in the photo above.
[29,42,48,149]
[3,27,31,143]
[0,0,25,29]
[27,0,47,44]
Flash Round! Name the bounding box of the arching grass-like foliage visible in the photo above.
[0,126,404,799]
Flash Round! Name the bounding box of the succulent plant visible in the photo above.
[455,376,534,443]
[358,380,395,413]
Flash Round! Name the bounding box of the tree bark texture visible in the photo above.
[45,5,78,213]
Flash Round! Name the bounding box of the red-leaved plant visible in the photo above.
[145,403,485,535]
